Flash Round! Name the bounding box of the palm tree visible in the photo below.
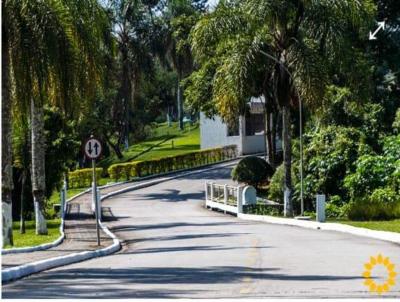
[108,0,155,150]
[3,0,110,238]
[2,4,14,245]
[189,0,374,216]
[163,0,206,130]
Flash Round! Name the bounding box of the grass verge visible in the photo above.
[4,219,61,249]
[334,219,400,233]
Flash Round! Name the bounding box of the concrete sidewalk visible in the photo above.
[1,188,118,270]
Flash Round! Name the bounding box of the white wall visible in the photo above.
[200,112,242,153]
[200,112,282,155]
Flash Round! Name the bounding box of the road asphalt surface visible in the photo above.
[2,163,400,298]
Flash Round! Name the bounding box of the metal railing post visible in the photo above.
[210,182,214,202]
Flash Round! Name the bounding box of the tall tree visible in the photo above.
[163,0,207,130]
[4,0,111,237]
[189,0,374,216]
[2,1,14,245]
[107,0,157,151]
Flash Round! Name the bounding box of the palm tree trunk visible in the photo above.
[2,29,14,247]
[282,105,293,217]
[20,170,26,234]
[265,111,274,165]
[177,78,184,130]
[30,98,47,235]
[272,111,277,163]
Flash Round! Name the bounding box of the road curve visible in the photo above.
[3,164,400,298]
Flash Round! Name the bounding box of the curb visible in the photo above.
[1,160,239,282]
[237,213,400,245]
[1,221,120,282]
[1,213,121,283]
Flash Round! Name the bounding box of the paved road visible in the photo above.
[3,164,400,298]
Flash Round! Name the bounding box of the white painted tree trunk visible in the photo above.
[282,105,293,217]
[2,203,13,247]
[30,98,48,235]
[2,31,14,247]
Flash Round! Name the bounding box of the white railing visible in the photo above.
[205,182,244,214]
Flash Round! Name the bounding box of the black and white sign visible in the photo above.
[84,138,102,159]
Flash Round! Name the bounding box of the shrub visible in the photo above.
[325,203,350,219]
[298,126,367,207]
[68,168,102,188]
[244,204,282,216]
[268,164,284,202]
[348,188,400,220]
[344,155,395,199]
[107,145,237,181]
[393,108,400,134]
[231,156,274,189]
[268,164,299,205]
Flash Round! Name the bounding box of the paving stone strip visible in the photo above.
[1,182,137,269]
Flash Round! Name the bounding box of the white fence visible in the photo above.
[205,182,244,214]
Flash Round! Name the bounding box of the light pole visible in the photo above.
[259,50,305,216]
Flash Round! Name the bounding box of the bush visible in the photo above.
[244,204,282,216]
[325,202,350,219]
[348,188,400,220]
[344,155,390,199]
[107,145,237,181]
[268,164,284,202]
[298,126,367,207]
[231,156,274,189]
[268,164,299,205]
[393,108,400,134]
[68,168,102,188]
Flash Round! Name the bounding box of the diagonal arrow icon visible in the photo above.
[369,21,385,40]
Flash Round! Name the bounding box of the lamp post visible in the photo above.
[260,50,304,216]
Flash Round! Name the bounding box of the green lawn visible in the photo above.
[100,121,200,166]
[4,219,61,249]
[135,123,200,161]
[335,219,400,233]
[64,122,200,190]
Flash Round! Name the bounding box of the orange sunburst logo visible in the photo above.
[363,254,397,294]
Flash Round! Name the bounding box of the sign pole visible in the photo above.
[92,157,100,246]
[84,135,102,246]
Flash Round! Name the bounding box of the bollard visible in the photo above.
[60,190,65,218]
[237,186,243,214]
[316,194,326,222]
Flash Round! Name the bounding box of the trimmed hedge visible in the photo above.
[68,168,102,189]
[108,145,237,181]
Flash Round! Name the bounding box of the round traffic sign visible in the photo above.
[84,138,102,159]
